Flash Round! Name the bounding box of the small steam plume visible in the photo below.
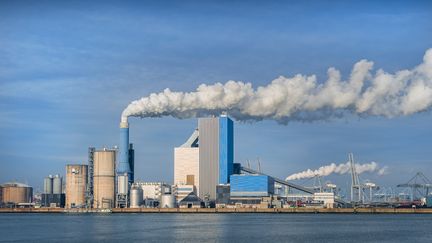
[286,161,388,181]
[122,48,432,123]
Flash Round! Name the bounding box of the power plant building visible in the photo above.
[174,115,234,201]
[198,115,234,200]
[174,129,199,194]
[42,174,65,208]
[230,174,274,197]
[93,148,116,208]
[65,165,88,208]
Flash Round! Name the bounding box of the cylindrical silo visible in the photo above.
[93,149,116,209]
[53,175,62,194]
[66,164,88,208]
[130,186,143,208]
[117,173,128,195]
[44,175,53,194]
[0,182,33,204]
[160,194,175,208]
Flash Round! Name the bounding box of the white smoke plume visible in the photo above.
[286,161,388,180]
[122,48,432,123]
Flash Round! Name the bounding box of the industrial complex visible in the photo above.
[1,115,432,211]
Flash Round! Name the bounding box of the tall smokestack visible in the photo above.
[118,116,132,183]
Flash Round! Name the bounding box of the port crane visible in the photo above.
[349,153,362,203]
[397,172,432,200]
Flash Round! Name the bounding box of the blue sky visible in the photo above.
[1,0,431,194]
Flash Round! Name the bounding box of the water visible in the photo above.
[0,213,430,242]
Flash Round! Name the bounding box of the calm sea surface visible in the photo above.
[0,213,430,242]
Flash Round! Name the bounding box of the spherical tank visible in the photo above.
[53,175,62,194]
[130,186,143,208]
[93,149,116,209]
[160,194,175,208]
[65,164,88,208]
[0,182,33,204]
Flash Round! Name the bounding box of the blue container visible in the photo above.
[230,174,274,197]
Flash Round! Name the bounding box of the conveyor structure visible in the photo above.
[240,166,347,205]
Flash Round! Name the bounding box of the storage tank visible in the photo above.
[160,194,175,208]
[130,186,143,208]
[93,148,116,209]
[117,173,128,195]
[0,182,33,204]
[53,175,62,194]
[44,175,53,194]
[66,164,88,208]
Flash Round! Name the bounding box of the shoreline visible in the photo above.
[1,207,432,214]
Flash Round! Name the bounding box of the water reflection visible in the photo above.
[0,213,431,242]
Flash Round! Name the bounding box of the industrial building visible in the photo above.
[174,129,199,194]
[230,174,275,197]
[173,115,282,207]
[19,115,336,210]
[173,184,196,202]
[173,115,234,202]
[228,174,275,206]
[127,182,176,208]
[116,173,129,208]
[15,115,430,211]
[199,115,234,200]
[215,185,230,205]
[178,194,204,208]
[65,165,88,208]
[42,174,65,208]
[313,192,336,208]
[0,182,33,207]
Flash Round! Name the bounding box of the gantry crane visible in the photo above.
[397,172,432,200]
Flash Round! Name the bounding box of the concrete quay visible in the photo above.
[1,207,432,214]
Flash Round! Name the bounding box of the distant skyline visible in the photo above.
[1,1,431,193]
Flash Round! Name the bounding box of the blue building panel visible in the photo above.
[230,175,274,197]
[219,116,234,184]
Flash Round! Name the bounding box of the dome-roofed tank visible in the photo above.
[0,182,33,204]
